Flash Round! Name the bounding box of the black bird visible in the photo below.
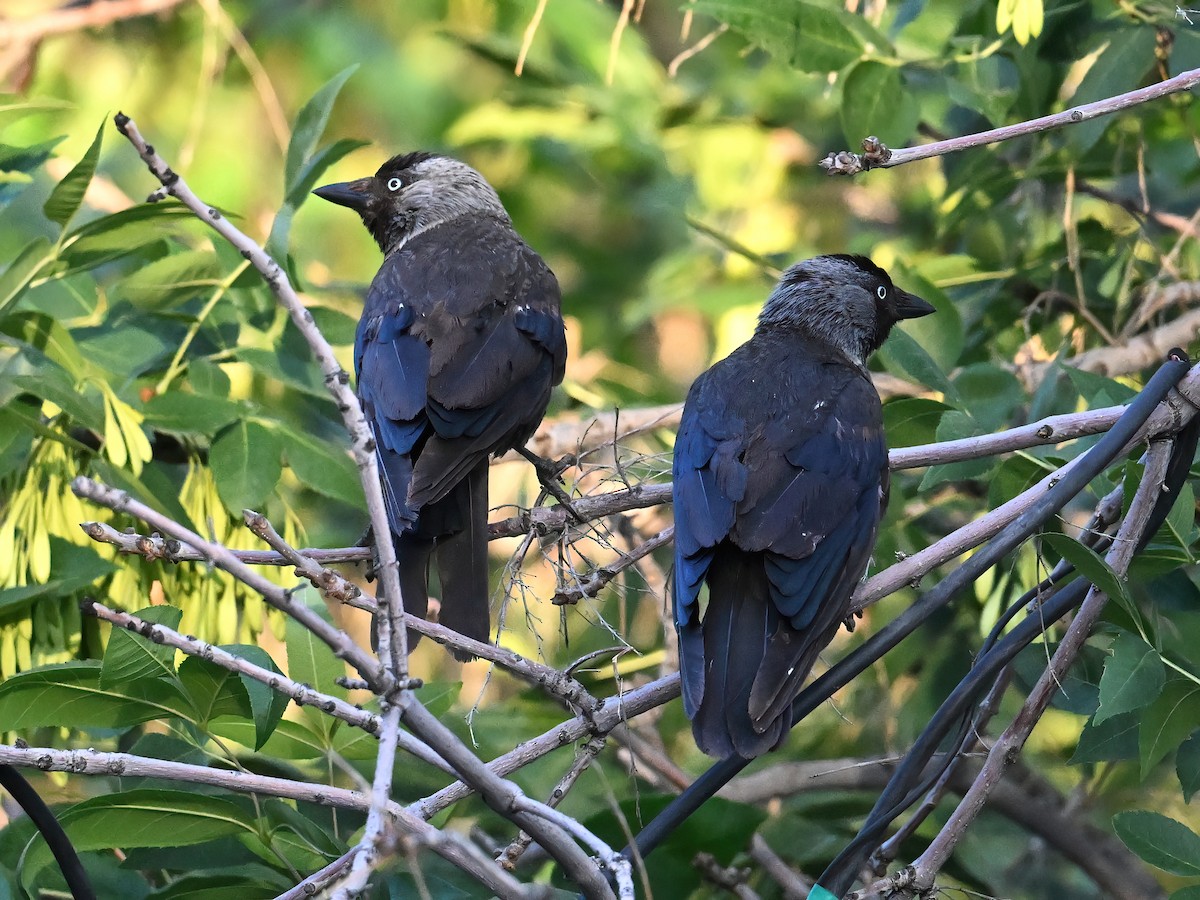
[672,255,934,758]
[315,152,566,657]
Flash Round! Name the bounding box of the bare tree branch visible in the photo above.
[81,600,385,740]
[723,756,1165,900]
[0,0,186,43]
[882,440,1177,899]
[411,675,681,819]
[499,737,608,870]
[0,743,530,899]
[72,477,380,684]
[398,699,620,900]
[110,112,410,684]
[820,67,1200,175]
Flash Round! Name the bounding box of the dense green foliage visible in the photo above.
[1,0,1199,897]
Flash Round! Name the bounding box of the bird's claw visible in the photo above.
[518,447,583,522]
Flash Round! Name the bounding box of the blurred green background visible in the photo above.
[1,0,1200,897]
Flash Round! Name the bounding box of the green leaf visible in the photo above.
[209,420,283,514]
[100,605,184,689]
[881,397,951,449]
[1178,731,1200,802]
[1113,810,1200,877]
[119,250,223,310]
[0,236,54,318]
[22,790,256,896]
[307,304,361,346]
[237,346,330,398]
[76,324,172,378]
[0,661,195,729]
[1064,366,1137,406]
[211,712,383,760]
[952,363,1024,432]
[285,614,347,702]
[1012,641,1102,716]
[1141,679,1200,776]
[875,326,958,403]
[142,391,243,435]
[282,429,364,507]
[64,202,193,256]
[179,656,252,724]
[691,0,864,72]
[1067,29,1158,153]
[0,94,71,128]
[269,138,368,259]
[1165,481,1196,548]
[249,799,343,872]
[840,61,918,147]
[1039,532,1133,611]
[285,65,359,189]
[1071,711,1139,764]
[42,119,104,228]
[284,137,368,209]
[220,643,290,749]
[0,136,63,211]
[920,410,992,490]
[141,873,289,898]
[1172,888,1200,900]
[1094,632,1165,725]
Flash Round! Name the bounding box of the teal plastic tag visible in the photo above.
[807,886,839,900]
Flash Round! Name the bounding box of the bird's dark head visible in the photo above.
[757,254,934,366]
[313,152,509,254]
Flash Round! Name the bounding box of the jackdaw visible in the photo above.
[672,254,934,758]
[315,152,566,657]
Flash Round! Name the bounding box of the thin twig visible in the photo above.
[499,737,607,870]
[273,851,354,900]
[399,699,618,900]
[113,113,414,886]
[336,704,404,896]
[81,599,389,739]
[667,23,729,77]
[0,0,186,42]
[411,674,680,819]
[552,525,673,605]
[514,0,549,76]
[749,834,811,900]
[821,67,1200,174]
[72,477,381,683]
[694,852,760,899]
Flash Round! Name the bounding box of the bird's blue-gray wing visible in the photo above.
[731,373,888,725]
[672,371,747,718]
[355,293,430,535]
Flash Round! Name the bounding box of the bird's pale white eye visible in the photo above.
[876,285,887,300]
[386,177,404,191]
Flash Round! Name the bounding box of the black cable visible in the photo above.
[815,577,1092,896]
[627,355,1191,865]
[818,352,1199,896]
[0,765,95,900]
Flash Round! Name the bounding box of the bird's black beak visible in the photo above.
[893,289,936,319]
[313,179,370,212]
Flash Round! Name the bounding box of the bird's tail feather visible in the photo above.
[434,460,490,660]
[395,532,433,653]
[692,546,789,759]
